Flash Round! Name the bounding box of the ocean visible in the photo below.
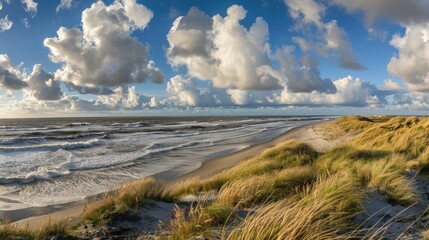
[0,116,331,214]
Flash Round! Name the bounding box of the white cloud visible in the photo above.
[387,24,429,93]
[166,75,237,107]
[330,0,429,26]
[227,89,252,105]
[284,0,325,28]
[5,86,153,113]
[167,5,282,91]
[278,76,389,107]
[273,47,337,93]
[5,96,111,113]
[56,0,72,12]
[324,20,365,70]
[96,86,149,110]
[166,75,202,106]
[24,64,63,101]
[0,15,12,32]
[21,0,37,16]
[0,54,27,90]
[384,79,403,91]
[44,0,164,89]
[284,0,364,70]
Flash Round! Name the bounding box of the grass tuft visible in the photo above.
[82,177,170,224]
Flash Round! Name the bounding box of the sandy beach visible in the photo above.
[11,122,335,230]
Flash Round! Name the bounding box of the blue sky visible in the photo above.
[0,0,428,117]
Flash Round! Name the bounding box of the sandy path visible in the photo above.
[11,122,335,230]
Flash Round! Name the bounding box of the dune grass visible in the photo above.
[0,219,70,240]
[217,166,316,208]
[171,141,318,198]
[82,177,171,225]
[162,116,426,239]
[227,174,363,240]
[161,201,235,240]
[332,116,429,160]
[316,146,418,204]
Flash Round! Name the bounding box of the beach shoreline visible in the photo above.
[9,121,334,230]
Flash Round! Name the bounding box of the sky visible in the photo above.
[0,0,428,118]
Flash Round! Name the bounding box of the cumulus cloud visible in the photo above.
[330,0,429,26]
[384,79,403,91]
[25,64,63,100]
[0,54,28,90]
[66,82,114,95]
[6,85,153,113]
[5,96,112,113]
[56,0,72,12]
[273,47,336,93]
[96,86,150,110]
[284,0,364,70]
[166,75,233,107]
[167,5,282,91]
[324,20,365,70]
[278,76,391,107]
[167,75,201,106]
[21,0,37,16]
[387,24,429,93]
[44,0,164,89]
[164,74,394,108]
[284,0,325,28]
[0,15,12,32]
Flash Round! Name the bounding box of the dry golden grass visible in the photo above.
[353,155,418,204]
[171,141,318,197]
[82,177,170,224]
[217,166,315,208]
[163,201,235,240]
[322,115,392,140]
[227,174,363,240]
[338,116,429,159]
[82,194,116,224]
[0,219,69,240]
[317,146,418,204]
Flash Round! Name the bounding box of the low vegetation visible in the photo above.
[82,177,171,225]
[0,219,69,240]
[2,115,429,239]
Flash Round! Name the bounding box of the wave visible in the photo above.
[0,138,103,152]
[0,136,45,145]
[64,122,92,127]
[0,167,71,184]
[2,127,53,132]
[59,141,200,171]
[109,122,149,128]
